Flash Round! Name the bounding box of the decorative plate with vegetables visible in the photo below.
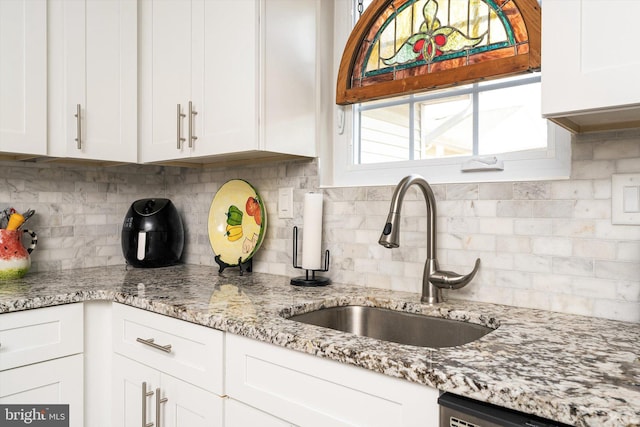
[207,179,267,266]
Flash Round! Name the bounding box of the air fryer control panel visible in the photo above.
[133,198,169,216]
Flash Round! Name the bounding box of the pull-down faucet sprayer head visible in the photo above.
[378,212,400,248]
[378,174,427,250]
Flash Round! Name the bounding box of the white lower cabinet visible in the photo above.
[0,355,84,427]
[111,303,224,427]
[0,304,84,427]
[112,354,158,426]
[112,354,222,427]
[225,398,296,427]
[160,372,222,427]
[226,333,440,427]
[4,303,441,427]
[0,304,83,371]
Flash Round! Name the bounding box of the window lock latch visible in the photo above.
[461,156,504,172]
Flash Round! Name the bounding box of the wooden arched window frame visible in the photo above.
[336,0,541,105]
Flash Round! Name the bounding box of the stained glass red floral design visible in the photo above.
[381,0,485,66]
[336,0,541,105]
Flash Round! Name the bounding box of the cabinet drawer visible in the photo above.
[0,304,83,371]
[0,354,84,427]
[226,334,439,427]
[112,303,223,394]
[225,398,296,427]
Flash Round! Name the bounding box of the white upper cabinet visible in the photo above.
[139,0,318,164]
[262,0,318,159]
[48,0,137,163]
[541,0,640,133]
[0,0,47,156]
[139,0,258,163]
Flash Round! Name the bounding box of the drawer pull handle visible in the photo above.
[155,388,168,427]
[188,100,197,148]
[74,104,82,150]
[141,381,154,427]
[136,337,172,353]
[176,104,186,149]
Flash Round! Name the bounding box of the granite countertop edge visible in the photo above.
[0,265,638,427]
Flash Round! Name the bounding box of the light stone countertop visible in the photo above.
[0,264,638,427]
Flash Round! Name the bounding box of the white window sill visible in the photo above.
[324,121,572,188]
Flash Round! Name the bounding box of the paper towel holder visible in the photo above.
[291,226,331,286]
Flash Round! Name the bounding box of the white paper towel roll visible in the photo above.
[302,192,323,270]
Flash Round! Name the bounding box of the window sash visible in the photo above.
[354,74,542,164]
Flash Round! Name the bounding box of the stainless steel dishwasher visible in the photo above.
[438,393,573,427]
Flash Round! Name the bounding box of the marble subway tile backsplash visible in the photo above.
[2,129,640,323]
[168,131,640,323]
[0,162,171,271]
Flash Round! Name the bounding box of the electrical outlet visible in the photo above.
[612,174,640,225]
[278,187,294,219]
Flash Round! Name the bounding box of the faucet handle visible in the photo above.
[430,258,480,290]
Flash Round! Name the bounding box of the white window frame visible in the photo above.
[322,0,571,188]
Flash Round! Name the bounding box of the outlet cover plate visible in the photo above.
[278,187,294,219]
[612,173,640,225]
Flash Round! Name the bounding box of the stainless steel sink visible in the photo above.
[288,306,495,348]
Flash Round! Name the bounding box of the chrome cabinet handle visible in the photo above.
[155,388,167,427]
[74,104,82,149]
[176,104,186,149]
[136,337,172,353]
[188,101,197,148]
[141,382,154,427]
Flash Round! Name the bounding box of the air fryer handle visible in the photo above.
[137,231,147,261]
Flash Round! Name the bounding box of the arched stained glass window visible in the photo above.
[337,0,541,105]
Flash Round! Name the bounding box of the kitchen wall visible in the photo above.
[0,161,172,271]
[169,129,640,323]
[2,128,639,323]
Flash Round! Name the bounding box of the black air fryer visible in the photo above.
[121,198,184,268]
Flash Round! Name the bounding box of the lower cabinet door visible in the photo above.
[160,373,222,427]
[112,354,223,427]
[0,354,84,427]
[112,354,160,427]
[225,398,296,427]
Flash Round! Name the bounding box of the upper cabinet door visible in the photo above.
[139,0,319,165]
[49,0,137,162]
[139,0,259,163]
[261,0,317,157]
[541,0,640,132]
[191,0,258,159]
[138,0,194,162]
[0,0,47,156]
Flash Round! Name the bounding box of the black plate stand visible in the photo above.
[215,255,252,276]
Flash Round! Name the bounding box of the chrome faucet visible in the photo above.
[379,174,480,304]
